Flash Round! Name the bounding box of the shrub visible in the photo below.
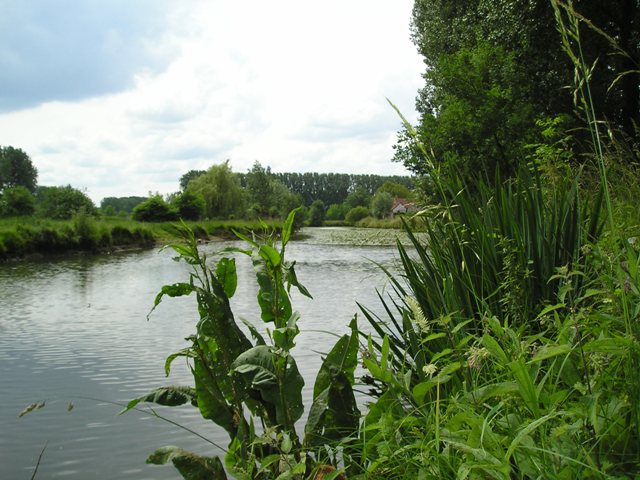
[370,191,393,219]
[132,196,176,222]
[73,208,100,251]
[345,206,370,225]
[0,185,36,217]
[308,199,325,226]
[36,185,97,219]
[172,190,205,221]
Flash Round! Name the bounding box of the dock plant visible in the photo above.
[123,209,360,479]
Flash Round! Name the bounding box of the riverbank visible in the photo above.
[0,216,281,261]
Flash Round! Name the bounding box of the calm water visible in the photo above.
[0,227,403,479]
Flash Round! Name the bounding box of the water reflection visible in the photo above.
[0,229,403,479]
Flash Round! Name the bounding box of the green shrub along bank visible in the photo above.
[0,215,282,260]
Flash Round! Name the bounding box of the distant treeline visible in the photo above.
[237,172,414,206]
[100,196,148,214]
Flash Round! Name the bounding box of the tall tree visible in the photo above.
[0,146,38,193]
[188,161,245,219]
[179,169,207,191]
[398,0,640,178]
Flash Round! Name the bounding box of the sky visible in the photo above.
[0,1,425,204]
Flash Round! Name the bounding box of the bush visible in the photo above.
[73,208,100,250]
[345,206,370,225]
[36,185,97,219]
[172,190,205,221]
[307,200,325,226]
[370,191,393,219]
[132,196,176,222]
[0,185,36,216]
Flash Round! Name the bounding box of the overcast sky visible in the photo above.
[0,1,424,204]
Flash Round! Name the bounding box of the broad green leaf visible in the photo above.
[504,411,566,462]
[529,344,572,363]
[482,334,509,364]
[193,357,236,436]
[240,318,266,346]
[121,386,196,414]
[147,446,227,480]
[508,358,540,417]
[313,317,358,397]
[305,318,360,446]
[215,257,237,298]
[467,382,519,403]
[259,244,281,268]
[232,345,304,427]
[583,336,632,353]
[284,261,313,299]
[165,348,195,377]
[280,207,300,249]
[149,282,195,318]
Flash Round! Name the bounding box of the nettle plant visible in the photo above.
[122,209,359,479]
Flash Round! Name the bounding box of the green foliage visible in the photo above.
[100,196,147,214]
[344,187,370,210]
[180,169,207,191]
[127,209,360,479]
[307,200,325,227]
[0,185,36,217]
[401,0,640,181]
[344,206,370,225]
[370,191,393,219]
[375,180,412,199]
[189,161,245,219]
[262,171,413,207]
[132,196,177,222]
[325,203,348,221]
[172,190,205,221]
[0,146,38,193]
[36,185,97,220]
[72,207,101,251]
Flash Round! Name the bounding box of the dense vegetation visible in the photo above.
[115,1,640,479]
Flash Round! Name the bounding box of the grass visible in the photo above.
[0,215,282,260]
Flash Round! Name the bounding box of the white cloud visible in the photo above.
[0,0,424,204]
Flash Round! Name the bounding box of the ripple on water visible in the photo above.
[0,238,400,479]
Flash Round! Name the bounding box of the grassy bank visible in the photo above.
[0,214,281,260]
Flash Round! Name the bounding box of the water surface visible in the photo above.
[0,227,404,479]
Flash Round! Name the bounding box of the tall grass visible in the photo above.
[346,4,640,477]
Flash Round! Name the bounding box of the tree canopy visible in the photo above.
[188,161,245,219]
[0,146,38,193]
[396,0,640,179]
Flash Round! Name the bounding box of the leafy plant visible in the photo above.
[123,209,360,479]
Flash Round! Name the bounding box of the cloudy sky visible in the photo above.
[0,1,424,204]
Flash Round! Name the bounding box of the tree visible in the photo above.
[308,200,326,226]
[370,191,393,219]
[172,190,205,221]
[245,161,273,216]
[0,146,38,193]
[100,196,147,214]
[344,187,371,210]
[188,161,244,219]
[36,185,97,219]
[133,196,177,222]
[326,203,348,221]
[399,0,640,179]
[375,181,412,200]
[179,169,207,191]
[0,185,36,216]
[345,206,370,225]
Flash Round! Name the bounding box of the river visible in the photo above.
[0,227,406,479]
